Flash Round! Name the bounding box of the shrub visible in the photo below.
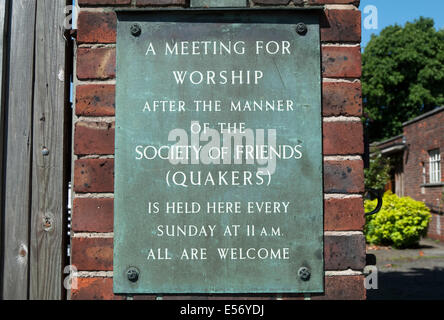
[364,191,431,248]
[364,151,391,190]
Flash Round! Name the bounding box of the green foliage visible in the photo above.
[364,151,391,190]
[364,191,431,248]
[362,17,444,141]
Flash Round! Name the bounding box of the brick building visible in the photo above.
[372,106,444,240]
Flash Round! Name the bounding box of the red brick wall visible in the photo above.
[403,111,444,203]
[428,214,444,241]
[402,110,444,240]
[71,0,366,300]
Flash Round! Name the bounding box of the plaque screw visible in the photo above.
[130,24,142,37]
[42,147,49,156]
[296,23,308,36]
[127,267,139,283]
[298,267,311,281]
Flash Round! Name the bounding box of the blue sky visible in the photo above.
[361,0,444,48]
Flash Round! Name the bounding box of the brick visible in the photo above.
[135,0,186,6]
[71,238,113,271]
[161,295,273,300]
[321,9,361,43]
[428,214,444,241]
[323,121,364,155]
[78,0,131,5]
[322,46,361,78]
[307,0,360,6]
[133,295,158,300]
[72,198,114,233]
[77,11,116,44]
[71,278,124,300]
[74,122,115,155]
[324,197,365,231]
[324,160,364,193]
[312,276,366,300]
[252,0,291,5]
[325,234,366,270]
[322,82,362,116]
[76,85,116,117]
[428,234,444,241]
[212,296,278,300]
[278,295,305,300]
[77,47,116,80]
[74,159,114,193]
[162,296,211,300]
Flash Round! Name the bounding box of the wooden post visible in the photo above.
[2,0,36,300]
[0,0,9,301]
[29,0,68,300]
[2,0,68,300]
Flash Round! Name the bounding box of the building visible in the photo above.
[372,106,444,240]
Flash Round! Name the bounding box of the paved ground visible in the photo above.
[366,238,444,300]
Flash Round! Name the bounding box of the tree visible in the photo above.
[362,17,444,141]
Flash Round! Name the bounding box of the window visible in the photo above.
[429,149,441,183]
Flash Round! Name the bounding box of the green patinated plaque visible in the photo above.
[114,9,324,294]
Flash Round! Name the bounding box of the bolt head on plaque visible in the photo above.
[127,267,140,283]
[296,23,308,36]
[130,24,142,37]
[298,267,311,281]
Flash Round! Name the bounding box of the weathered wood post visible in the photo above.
[1,0,69,300]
